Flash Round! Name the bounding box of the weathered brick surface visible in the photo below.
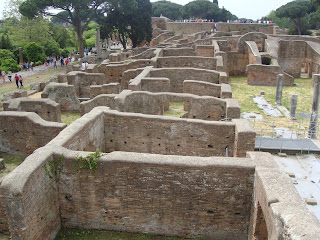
[196,45,215,57]
[217,23,275,35]
[149,68,222,92]
[3,98,62,122]
[67,71,107,98]
[183,80,222,98]
[90,83,120,98]
[80,94,116,116]
[58,152,255,239]
[162,48,196,57]
[157,56,217,70]
[0,148,61,240]
[0,112,66,156]
[104,109,236,156]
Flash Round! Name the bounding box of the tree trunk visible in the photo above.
[75,9,84,57]
[120,32,127,49]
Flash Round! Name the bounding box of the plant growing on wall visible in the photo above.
[44,154,64,180]
[75,150,102,171]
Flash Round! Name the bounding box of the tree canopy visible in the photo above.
[275,0,312,35]
[99,0,152,48]
[19,0,106,57]
[152,1,183,20]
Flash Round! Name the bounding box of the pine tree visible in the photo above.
[213,0,218,6]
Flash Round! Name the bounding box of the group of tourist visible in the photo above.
[44,55,72,70]
[20,61,34,71]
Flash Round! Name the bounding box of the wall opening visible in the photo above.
[254,202,268,240]
[261,57,271,65]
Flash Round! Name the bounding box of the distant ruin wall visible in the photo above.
[217,23,275,35]
[157,56,217,70]
[166,22,214,35]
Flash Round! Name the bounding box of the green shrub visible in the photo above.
[0,58,20,73]
[60,48,70,58]
[24,42,46,63]
[43,40,60,57]
[0,49,16,65]
[35,61,43,66]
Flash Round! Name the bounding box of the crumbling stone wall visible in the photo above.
[3,98,62,122]
[148,68,227,92]
[195,45,215,57]
[0,112,66,156]
[67,71,107,98]
[247,64,294,85]
[166,22,214,35]
[156,56,217,70]
[104,109,236,156]
[183,80,232,98]
[121,68,144,90]
[42,83,80,112]
[98,60,155,84]
[162,48,196,57]
[217,23,275,35]
[58,151,255,239]
[80,94,116,115]
[90,83,120,98]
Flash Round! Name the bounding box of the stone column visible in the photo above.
[290,94,298,120]
[308,74,320,139]
[19,47,23,64]
[95,28,102,57]
[275,74,283,105]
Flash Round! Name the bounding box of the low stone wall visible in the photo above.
[0,112,66,156]
[113,90,240,120]
[80,94,116,115]
[98,60,155,84]
[217,23,275,35]
[148,68,228,92]
[183,80,232,98]
[195,45,215,57]
[156,56,217,70]
[162,47,196,57]
[246,64,294,86]
[3,98,62,122]
[42,83,80,112]
[67,71,107,98]
[166,22,214,35]
[90,83,120,98]
[121,68,145,90]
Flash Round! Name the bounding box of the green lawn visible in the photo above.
[229,76,313,117]
[164,102,186,118]
[61,112,82,125]
[0,153,25,178]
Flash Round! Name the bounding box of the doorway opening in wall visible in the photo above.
[261,57,271,65]
[301,62,311,78]
[163,101,186,118]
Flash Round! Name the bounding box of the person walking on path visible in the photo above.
[44,61,48,71]
[19,75,23,89]
[54,60,57,70]
[8,70,12,82]
[14,74,19,88]
[1,70,5,82]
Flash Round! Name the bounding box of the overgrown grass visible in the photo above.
[229,76,313,117]
[0,153,25,178]
[164,102,186,118]
[61,112,82,125]
[56,229,203,240]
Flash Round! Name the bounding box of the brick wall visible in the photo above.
[104,109,236,157]
[58,151,255,239]
[157,56,217,70]
[0,112,66,156]
[3,98,62,122]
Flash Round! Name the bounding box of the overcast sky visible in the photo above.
[151,0,293,20]
[0,0,293,21]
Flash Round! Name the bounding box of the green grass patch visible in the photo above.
[0,153,25,178]
[164,102,186,118]
[229,76,313,118]
[56,229,203,240]
[61,112,81,125]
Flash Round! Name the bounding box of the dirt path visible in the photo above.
[0,64,66,101]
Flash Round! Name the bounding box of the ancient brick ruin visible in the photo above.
[0,20,320,240]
